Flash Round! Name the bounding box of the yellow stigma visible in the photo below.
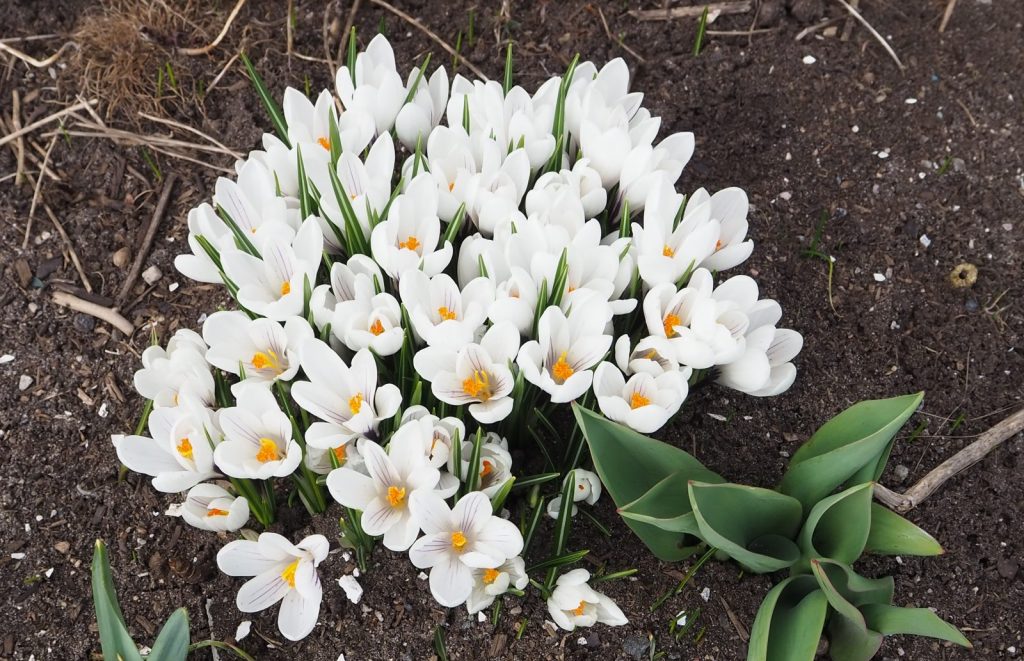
[176,437,194,460]
[448,181,455,192]
[398,235,421,251]
[317,136,331,151]
[206,508,230,517]
[332,444,348,464]
[437,306,457,321]
[256,438,281,463]
[369,318,385,336]
[551,352,575,384]
[714,239,723,251]
[483,568,500,584]
[348,393,363,415]
[280,559,299,588]
[461,370,492,401]
[571,600,587,616]
[387,485,406,507]
[251,350,282,372]
[662,244,675,258]
[663,313,681,338]
[480,460,493,478]
[280,281,291,296]
[630,392,651,409]
[451,531,468,550]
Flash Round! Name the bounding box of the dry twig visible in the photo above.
[23,132,59,249]
[629,2,752,21]
[939,0,959,33]
[834,0,905,71]
[0,41,76,68]
[52,291,134,335]
[874,406,1024,512]
[0,98,97,149]
[11,90,25,185]
[116,173,178,307]
[178,0,248,55]
[366,0,488,79]
[595,6,646,64]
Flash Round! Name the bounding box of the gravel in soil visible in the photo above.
[1,1,1021,659]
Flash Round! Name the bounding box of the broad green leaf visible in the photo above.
[689,481,803,573]
[860,604,971,648]
[148,608,190,660]
[810,560,867,632]
[747,576,827,661]
[92,540,145,661]
[810,558,894,607]
[618,471,707,534]
[781,393,923,511]
[864,503,944,556]
[796,482,873,570]
[573,405,722,561]
[828,612,883,661]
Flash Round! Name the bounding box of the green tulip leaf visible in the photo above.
[811,558,894,608]
[797,482,874,570]
[747,576,827,661]
[860,604,971,648]
[617,471,704,535]
[828,612,884,661]
[92,540,145,661]
[573,405,722,561]
[810,559,867,631]
[148,608,190,660]
[781,393,923,511]
[865,503,944,556]
[688,481,803,573]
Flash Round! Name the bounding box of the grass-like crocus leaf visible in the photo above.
[796,482,874,570]
[688,481,803,573]
[746,576,827,661]
[780,393,923,512]
[92,540,145,661]
[572,404,722,561]
[148,608,190,660]
[864,503,943,556]
[240,52,290,147]
[859,604,971,648]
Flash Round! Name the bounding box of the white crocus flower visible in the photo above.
[467,556,528,615]
[547,569,628,631]
[579,105,633,189]
[309,132,394,253]
[692,187,755,272]
[419,124,479,222]
[488,266,540,337]
[283,87,374,156]
[525,159,607,223]
[448,432,514,497]
[399,270,493,350]
[133,329,213,408]
[464,147,530,236]
[175,203,229,284]
[180,483,249,532]
[203,312,312,390]
[634,178,720,287]
[326,431,440,552]
[217,533,329,641]
[618,132,696,210]
[215,384,302,480]
[670,270,759,369]
[503,85,557,169]
[400,405,465,470]
[396,65,450,151]
[309,254,383,330]
[593,362,688,433]
[408,491,524,607]
[292,342,402,445]
[215,159,300,238]
[613,334,680,377]
[331,279,404,356]
[718,322,803,397]
[305,439,364,476]
[370,173,452,279]
[336,33,407,136]
[114,400,219,493]
[546,469,603,520]
[413,322,519,424]
[517,303,613,403]
[222,218,324,321]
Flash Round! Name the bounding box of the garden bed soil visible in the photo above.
[1,1,1021,659]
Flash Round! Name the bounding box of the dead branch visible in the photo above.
[52,291,134,335]
[116,173,178,308]
[629,2,752,21]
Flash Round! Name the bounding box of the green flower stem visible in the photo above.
[188,639,256,661]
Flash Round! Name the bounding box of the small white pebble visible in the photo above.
[707,413,727,422]
[802,55,816,64]
[878,150,890,159]
[700,587,711,602]
[577,636,588,645]
[418,571,428,580]
[676,613,688,627]
[337,655,347,661]
[905,98,918,104]
[919,234,931,248]
[141,265,162,285]
[235,620,252,641]
[168,282,179,292]
[778,191,792,201]
[478,612,487,623]
[44,568,54,579]
[338,575,363,604]
[1003,223,1014,231]
[24,523,31,533]
[852,125,859,133]
[0,354,13,364]
[352,567,360,577]
[11,553,26,560]
[98,402,109,419]
[19,375,33,391]
[873,273,886,282]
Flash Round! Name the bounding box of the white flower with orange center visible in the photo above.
[466,556,528,615]
[613,334,680,377]
[448,432,513,498]
[202,312,312,391]
[133,329,214,409]
[326,429,440,552]
[545,469,603,520]
[330,278,404,356]
[408,491,524,607]
[304,439,364,476]
[216,532,328,641]
[370,172,452,279]
[283,87,374,157]
[547,568,628,631]
[592,361,689,434]
[516,303,613,403]
[335,33,407,137]
[214,384,302,480]
[668,269,763,369]
[222,217,324,321]
[618,131,695,211]
[717,315,803,398]
[179,483,249,532]
[113,399,219,493]
[291,341,402,446]
[308,254,383,331]
[691,187,754,273]
[413,322,519,424]
[399,269,493,350]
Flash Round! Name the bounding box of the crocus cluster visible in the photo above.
[114,35,801,642]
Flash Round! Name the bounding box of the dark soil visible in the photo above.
[1,1,1021,659]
